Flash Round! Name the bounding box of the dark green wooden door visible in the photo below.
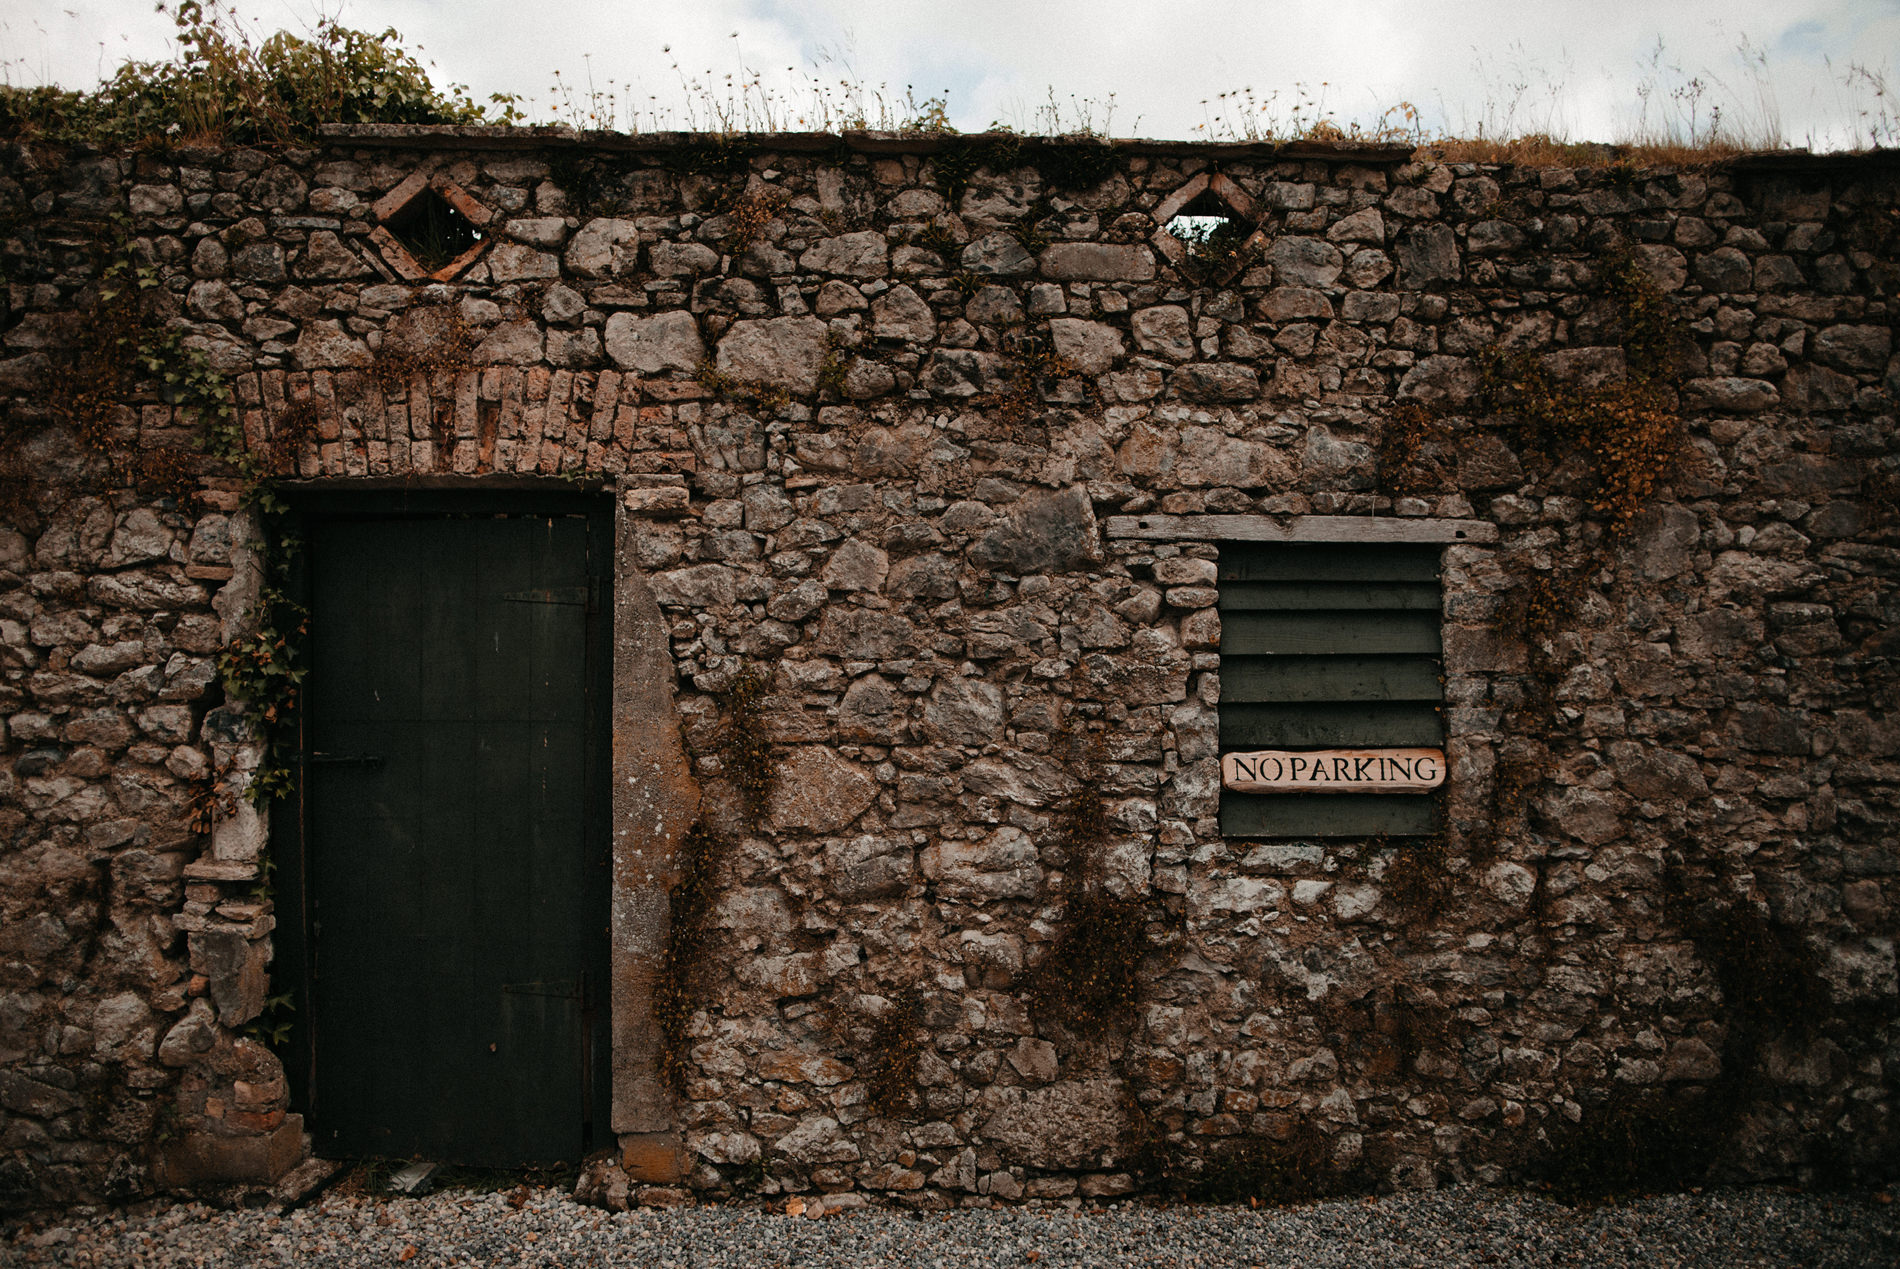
[305,510,610,1166]
[1219,542,1445,838]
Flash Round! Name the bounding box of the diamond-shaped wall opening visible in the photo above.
[369,172,495,282]
[1165,191,1249,266]
[1150,172,1263,278]
[387,186,483,272]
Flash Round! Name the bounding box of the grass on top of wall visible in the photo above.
[3,7,1893,159]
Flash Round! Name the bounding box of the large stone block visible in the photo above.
[91,992,158,1063]
[1395,222,1460,287]
[295,231,373,280]
[188,930,269,1026]
[773,1115,860,1163]
[968,485,1101,574]
[1048,318,1126,376]
[1038,243,1155,282]
[1256,286,1334,321]
[158,998,220,1068]
[290,320,370,369]
[922,828,1041,902]
[473,320,544,365]
[801,231,889,278]
[836,674,901,742]
[978,1080,1126,1169]
[1118,423,1291,490]
[821,538,888,592]
[960,232,1034,275]
[811,608,920,659]
[0,1070,82,1117]
[768,747,877,833]
[620,1131,686,1182]
[824,835,914,900]
[152,1114,305,1188]
[566,218,642,278]
[715,317,829,394]
[921,677,1006,748]
[1173,363,1260,403]
[1265,237,1343,287]
[869,285,936,343]
[1813,324,1892,372]
[1130,305,1194,361]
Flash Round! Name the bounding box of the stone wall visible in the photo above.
[0,126,1896,1209]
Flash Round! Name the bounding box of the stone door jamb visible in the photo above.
[609,476,701,1181]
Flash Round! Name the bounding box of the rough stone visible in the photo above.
[922,677,1006,748]
[961,233,1035,275]
[1266,237,1344,287]
[1130,306,1194,360]
[824,835,914,900]
[604,311,710,374]
[923,828,1042,902]
[1173,363,1260,403]
[801,231,889,278]
[1327,207,1385,243]
[821,538,888,592]
[716,317,830,395]
[1395,223,1460,286]
[1813,324,1892,372]
[1039,243,1155,281]
[1257,287,1334,321]
[296,231,372,279]
[979,1080,1125,1169]
[768,748,877,833]
[473,320,544,364]
[869,285,936,343]
[1048,318,1126,375]
[158,998,220,1068]
[486,242,560,282]
[774,1116,860,1164]
[1684,377,1780,412]
[189,930,268,1026]
[289,320,370,369]
[969,485,1101,573]
[566,218,643,278]
[187,279,245,323]
[649,242,719,277]
[920,348,1012,396]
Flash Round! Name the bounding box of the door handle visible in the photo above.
[309,753,385,767]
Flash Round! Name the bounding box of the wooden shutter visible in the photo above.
[1218,542,1443,837]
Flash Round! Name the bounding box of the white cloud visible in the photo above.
[2,0,1893,147]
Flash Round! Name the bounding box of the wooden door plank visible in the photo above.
[308,512,601,1168]
[1220,793,1439,838]
[1221,656,1444,703]
[1219,543,1441,583]
[1218,580,1443,612]
[1222,610,1443,656]
[1220,701,1444,748]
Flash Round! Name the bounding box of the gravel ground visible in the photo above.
[5,1183,1895,1269]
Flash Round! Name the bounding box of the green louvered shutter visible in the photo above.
[1218,542,1444,837]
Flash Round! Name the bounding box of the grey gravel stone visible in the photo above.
[5,1185,1894,1269]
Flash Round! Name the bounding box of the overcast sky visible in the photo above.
[2,0,1896,148]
